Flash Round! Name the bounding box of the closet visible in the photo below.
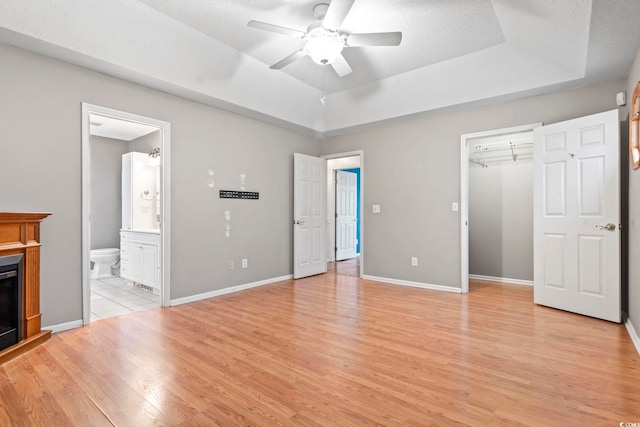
[468,131,534,283]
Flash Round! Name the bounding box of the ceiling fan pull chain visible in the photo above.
[320,67,327,106]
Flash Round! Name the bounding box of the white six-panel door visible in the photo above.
[335,170,358,261]
[533,110,620,322]
[293,153,327,279]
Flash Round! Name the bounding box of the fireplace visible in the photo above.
[0,212,51,364]
[0,254,23,352]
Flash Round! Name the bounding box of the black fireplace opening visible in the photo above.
[0,254,23,352]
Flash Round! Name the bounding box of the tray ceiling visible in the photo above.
[0,0,639,136]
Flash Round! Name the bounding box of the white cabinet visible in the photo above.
[120,230,159,293]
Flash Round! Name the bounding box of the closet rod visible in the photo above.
[470,159,488,168]
[473,141,533,154]
[469,154,533,167]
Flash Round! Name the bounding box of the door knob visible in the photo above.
[294,219,305,225]
[595,223,616,231]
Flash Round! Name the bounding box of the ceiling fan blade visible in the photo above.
[322,0,355,30]
[347,32,403,47]
[331,53,353,77]
[248,20,305,38]
[270,50,306,70]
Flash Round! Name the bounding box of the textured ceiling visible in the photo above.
[136,0,506,93]
[0,0,639,135]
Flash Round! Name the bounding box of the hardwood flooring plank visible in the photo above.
[0,275,639,425]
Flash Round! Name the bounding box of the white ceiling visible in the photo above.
[90,114,160,141]
[1,0,639,136]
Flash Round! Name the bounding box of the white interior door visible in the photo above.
[533,109,620,322]
[294,153,327,279]
[335,170,357,261]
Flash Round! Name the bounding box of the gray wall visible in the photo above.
[469,161,533,281]
[320,79,625,289]
[129,130,161,153]
[0,43,318,327]
[90,135,129,250]
[1,39,634,329]
[626,48,640,333]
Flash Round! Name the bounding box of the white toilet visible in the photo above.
[90,248,120,279]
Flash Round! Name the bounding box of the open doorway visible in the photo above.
[324,152,363,278]
[460,124,540,293]
[81,104,171,325]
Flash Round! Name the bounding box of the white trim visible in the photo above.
[363,275,462,294]
[81,103,171,326]
[460,135,469,293]
[623,312,640,356]
[170,275,292,306]
[460,123,542,294]
[469,274,533,286]
[322,150,364,279]
[44,320,83,334]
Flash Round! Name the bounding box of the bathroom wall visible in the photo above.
[90,136,129,250]
[129,130,161,153]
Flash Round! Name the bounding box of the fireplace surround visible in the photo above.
[0,212,51,364]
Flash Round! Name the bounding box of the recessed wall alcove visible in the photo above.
[0,212,51,364]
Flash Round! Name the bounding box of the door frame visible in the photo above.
[460,123,541,293]
[335,169,359,261]
[81,103,172,325]
[323,150,364,278]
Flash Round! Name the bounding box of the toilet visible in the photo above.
[90,248,120,279]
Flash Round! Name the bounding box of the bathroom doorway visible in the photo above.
[81,104,171,325]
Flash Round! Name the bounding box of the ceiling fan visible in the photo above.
[247,0,402,77]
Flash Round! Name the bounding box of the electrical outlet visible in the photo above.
[411,257,418,267]
[242,258,248,269]
[228,260,234,270]
[372,204,381,213]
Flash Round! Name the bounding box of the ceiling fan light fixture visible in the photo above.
[304,28,344,65]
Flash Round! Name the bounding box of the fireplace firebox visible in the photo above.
[0,254,23,352]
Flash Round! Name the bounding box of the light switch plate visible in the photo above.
[372,204,381,213]
[452,202,459,212]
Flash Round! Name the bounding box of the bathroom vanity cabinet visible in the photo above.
[120,230,159,293]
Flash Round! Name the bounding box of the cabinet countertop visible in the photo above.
[120,229,160,235]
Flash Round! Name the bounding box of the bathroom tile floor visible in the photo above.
[90,277,160,321]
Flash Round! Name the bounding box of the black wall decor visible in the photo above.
[219,190,259,200]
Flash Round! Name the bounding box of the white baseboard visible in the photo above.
[170,274,293,306]
[44,319,83,334]
[469,274,533,286]
[623,312,640,356]
[363,275,462,294]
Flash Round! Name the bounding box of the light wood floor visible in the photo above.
[1,275,639,426]
[327,256,360,277]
